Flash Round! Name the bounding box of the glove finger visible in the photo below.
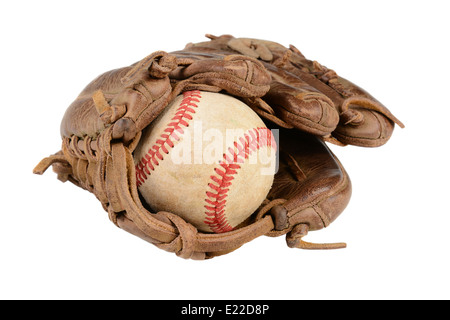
[262,75,339,136]
[286,49,405,147]
[330,80,405,147]
[333,101,397,147]
[170,51,271,98]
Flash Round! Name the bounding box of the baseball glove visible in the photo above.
[33,34,402,259]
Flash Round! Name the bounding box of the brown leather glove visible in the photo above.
[33,35,400,259]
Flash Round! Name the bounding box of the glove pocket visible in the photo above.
[264,128,351,248]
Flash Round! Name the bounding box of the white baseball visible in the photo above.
[133,90,277,233]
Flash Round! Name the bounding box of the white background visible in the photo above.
[1,0,449,300]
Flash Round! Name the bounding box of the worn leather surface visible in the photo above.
[33,34,402,259]
[185,34,404,147]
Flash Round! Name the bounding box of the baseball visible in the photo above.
[133,90,277,233]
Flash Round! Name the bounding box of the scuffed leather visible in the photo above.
[186,34,404,147]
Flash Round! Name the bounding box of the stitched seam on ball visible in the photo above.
[204,127,277,233]
[135,90,201,187]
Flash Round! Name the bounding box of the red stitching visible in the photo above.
[204,127,277,233]
[135,90,201,187]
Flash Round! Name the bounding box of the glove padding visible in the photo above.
[33,35,400,259]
